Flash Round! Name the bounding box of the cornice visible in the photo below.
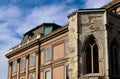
[5,25,68,59]
[102,0,120,10]
[39,25,68,43]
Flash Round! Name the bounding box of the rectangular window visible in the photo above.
[66,65,69,79]
[12,61,17,72]
[43,26,52,35]
[65,40,69,53]
[45,70,51,79]
[30,53,35,66]
[45,48,51,61]
[20,57,25,70]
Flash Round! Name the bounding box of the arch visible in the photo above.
[30,74,35,79]
[83,35,99,74]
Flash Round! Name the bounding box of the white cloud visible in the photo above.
[0,3,76,79]
[83,0,112,8]
[16,4,77,35]
[0,34,21,79]
[0,0,113,79]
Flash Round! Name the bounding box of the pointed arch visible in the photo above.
[83,35,99,74]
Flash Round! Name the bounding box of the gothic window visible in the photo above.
[84,36,99,74]
[12,61,17,72]
[45,48,51,61]
[30,53,35,66]
[45,70,51,79]
[110,39,120,75]
[20,57,25,70]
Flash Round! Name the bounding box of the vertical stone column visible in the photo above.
[8,62,12,79]
[17,59,20,79]
[26,55,29,79]
[68,12,79,79]
[35,50,39,79]
[104,31,109,79]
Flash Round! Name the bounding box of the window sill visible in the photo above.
[82,73,103,78]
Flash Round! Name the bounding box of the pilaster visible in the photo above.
[26,55,29,79]
[8,62,12,79]
[35,50,39,79]
[68,12,79,79]
[17,59,20,79]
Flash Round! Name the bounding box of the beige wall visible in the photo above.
[53,43,65,60]
[40,71,44,79]
[41,51,44,65]
[8,30,69,79]
[53,66,64,79]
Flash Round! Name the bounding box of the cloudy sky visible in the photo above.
[0,0,112,79]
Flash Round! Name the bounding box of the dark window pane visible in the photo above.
[66,65,69,79]
[86,44,92,73]
[93,44,99,73]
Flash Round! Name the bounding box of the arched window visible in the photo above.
[110,39,119,75]
[30,74,34,79]
[84,36,99,74]
[45,70,51,79]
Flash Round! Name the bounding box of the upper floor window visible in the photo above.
[28,32,34,39]
[45,48,51,61]
[30,74,35,79]
[45,70,51,79]
[12,61,17,72]
[20,57,25,70]
[84,36,99,74]
[65,40,69,53]
[43,26,52,35]
[30,53,35,66]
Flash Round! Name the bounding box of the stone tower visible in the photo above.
[68,8,120,79]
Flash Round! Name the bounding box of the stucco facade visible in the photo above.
[6,0,120,79]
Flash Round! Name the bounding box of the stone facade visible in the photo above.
[6,0,120,79]
[68,9,120,79]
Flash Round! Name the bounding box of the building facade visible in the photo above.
[5,0,120,79]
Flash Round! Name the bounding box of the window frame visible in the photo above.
[20,57,25,70]
[84,36,99,74]
[44,69,51,79]
[29,53,35,66]
[12,61,17,73]
[45,47,51,61]
[29,74,35,79]
[65,64,69,79]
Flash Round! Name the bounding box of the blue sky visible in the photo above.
[0,0,112,79]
